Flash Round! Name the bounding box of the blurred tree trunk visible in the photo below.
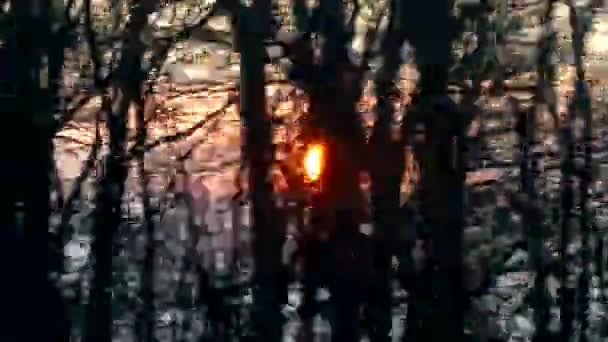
[237,1,285,341]
[136,62,156,342]
[528,92,550,342]
[403,0,465,340]
[287,2,325,339]
[570,4,593,339]
[2,0,69,340]
[283,0,370,340]
[314,1,369,342]
[48,0,68,271]
[367,1,408,341]
[85,1,150,341]
[411,89,466,341]
[530,2,559,340]
[566,2,592,340]
[559,113,576,341]
[576,82,592,342]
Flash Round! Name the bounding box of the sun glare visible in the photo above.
[304,144,324,182]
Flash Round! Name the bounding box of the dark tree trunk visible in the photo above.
[576,82,592,342]
[531,3,559,340]
[402,1,464,340]
[136,73,156,342]
[528,92,550,342]
[282,0,371,340]
[571,2,593,338]
[525,0,557,342]
[282,1,369,341]
[516,107,530,194]
[316,2,369,342]
[367,1,408,341]
[2,1,69,341]
[237,1,285,341]
[560,113,576,339]
[567,3,592,341]
[412,91,466,341]
[85,2,149,341]
[49,0,69,273]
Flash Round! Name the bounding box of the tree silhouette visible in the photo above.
[567,2,594,341]
[235,0,288,340]
[367,0,408,340]
[401,1,466,340]
[1,0,69,340]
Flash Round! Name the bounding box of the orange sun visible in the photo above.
[304,144,324,182]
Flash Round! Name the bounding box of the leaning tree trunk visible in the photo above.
[85,1,149,341]
[237,1,285,341]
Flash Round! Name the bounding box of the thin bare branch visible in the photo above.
[54,134,95,147]
[57,97,106,245]
[83,0,105,89]
[128,95,235,158]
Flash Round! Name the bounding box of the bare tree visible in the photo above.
[403,1,467,339]
[236,0,286,340]
[567,1,594,340]
[1,0,70,340]
[85,1,152,341]
[367,1,408,340]
[529,1,559,341]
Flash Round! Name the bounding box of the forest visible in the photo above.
[1,0,608,341]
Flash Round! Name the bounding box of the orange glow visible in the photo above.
[304,144,324,182]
